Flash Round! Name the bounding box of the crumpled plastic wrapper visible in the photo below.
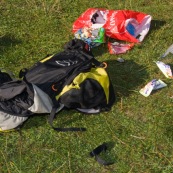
[139,79,167,97]
[74,27,105,47]
[108,42,134,54]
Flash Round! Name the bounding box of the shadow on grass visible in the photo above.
[150,19,166,31]
[18,114,47,131]
[22,110,86,131]
[105,59,149,101]
[0,34,22,54]
[92,43,108,57]
[146,19,167,40]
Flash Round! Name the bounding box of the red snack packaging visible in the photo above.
[72,8,152,43]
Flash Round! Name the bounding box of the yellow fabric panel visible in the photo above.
[0,128,15,133]
[40,55,54,63]
[56,68,109,103]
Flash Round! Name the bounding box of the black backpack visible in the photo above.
[0,39,115,132]
[20,39,115,131]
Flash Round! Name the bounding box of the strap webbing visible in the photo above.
[48,106,86,132]
[89,143,114,166]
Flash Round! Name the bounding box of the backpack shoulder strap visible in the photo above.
[48,104,86,132]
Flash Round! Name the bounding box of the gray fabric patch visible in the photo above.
[28,84,53,113]
[0,112,28,130]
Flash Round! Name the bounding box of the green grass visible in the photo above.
[0,0,173,172]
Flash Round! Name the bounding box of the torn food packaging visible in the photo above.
[156,61,173,79]
[108,42,134,54]
[139,79,167,97]
[74,27,105,47]
[72,8,152,43]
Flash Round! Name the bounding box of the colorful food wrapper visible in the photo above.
[139,79,167,97]
[108,42,134,54]
[74,27,105,47]
[156,61,173,79]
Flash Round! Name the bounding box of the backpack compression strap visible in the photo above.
[89,143,114,166]
[48,105,86,132]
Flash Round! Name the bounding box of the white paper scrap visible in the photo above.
[153,79,167,90]
[156,61,173,79]
[139,79,167,97]
[139,79,156,97]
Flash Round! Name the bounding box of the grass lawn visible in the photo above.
[0,0,173,172]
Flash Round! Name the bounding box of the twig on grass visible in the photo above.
[130,134,146,140]
[52,161,67,173]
